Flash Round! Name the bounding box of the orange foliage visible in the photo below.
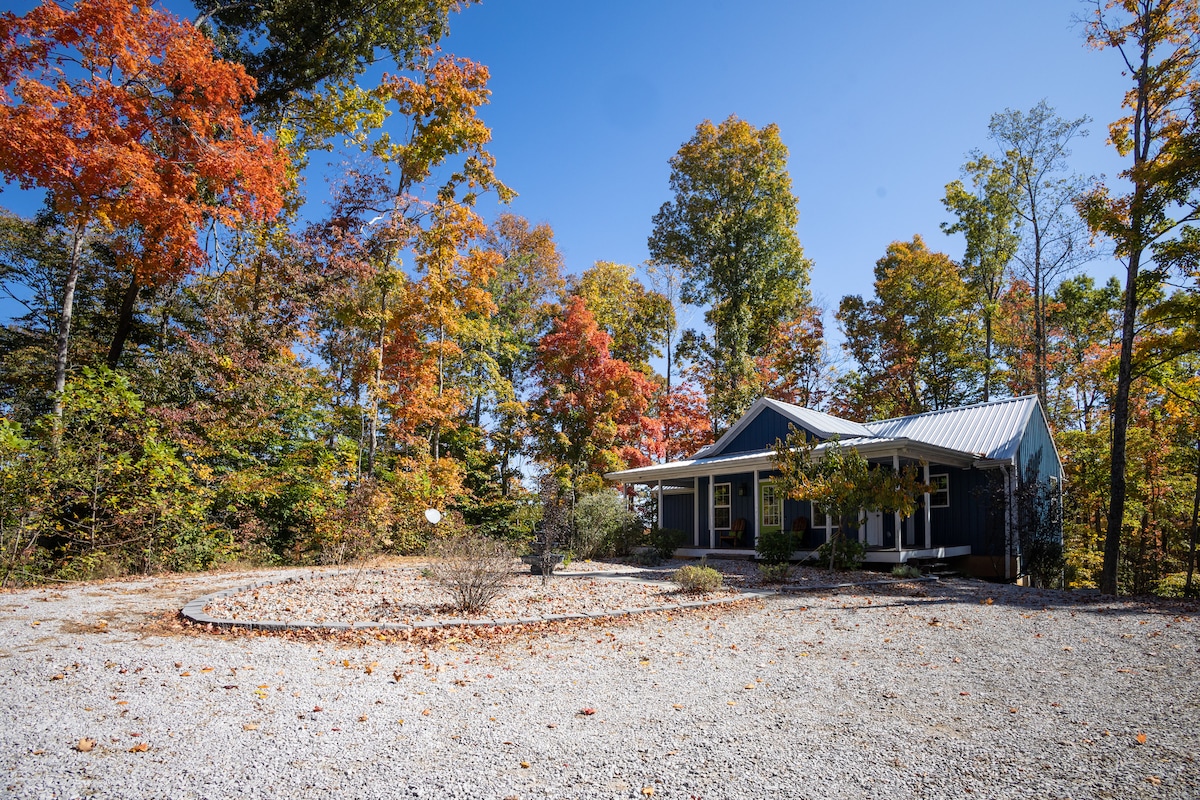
[0,0,286,283]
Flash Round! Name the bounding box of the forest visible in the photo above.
[0,0,1198,596]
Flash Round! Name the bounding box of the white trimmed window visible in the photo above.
[929,474,949,508]
[714,483,731,529]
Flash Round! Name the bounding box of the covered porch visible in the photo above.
[610,439,978,566]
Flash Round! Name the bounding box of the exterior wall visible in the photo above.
[1017,407,1062,483]
[717,409,817,456]
[696,476,710,548]
[928,465,989,549]
[661,493,694,538]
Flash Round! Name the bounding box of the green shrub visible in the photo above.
[756,528,795,565]
[672,564,723,593]
[649,526,685,561]
[572,492,640,559]
[891,564,921,579]
[759,562,792,584]
[816,532,866,570]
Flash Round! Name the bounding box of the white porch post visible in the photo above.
[753,469,760,548]
[708,472,715,548]
[656,480,663,530]
[893,454,902,552]
[693,479,699,546]
[923,462,932,550]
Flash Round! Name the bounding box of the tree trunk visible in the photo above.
[1185,439,1199,596]
[53,224,87,429]
[106,273,139,368]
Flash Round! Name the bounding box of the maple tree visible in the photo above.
[531,296,662,484]
[568,261,673,375]
[0,0,286,421]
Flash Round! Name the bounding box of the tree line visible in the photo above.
[0,0,1197,597]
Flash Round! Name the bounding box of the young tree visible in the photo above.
[648,115,814,427]
[773,430,929,569]
[1081,0,1200,594]
[0,0,286,422]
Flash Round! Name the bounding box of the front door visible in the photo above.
[759,481,782,543]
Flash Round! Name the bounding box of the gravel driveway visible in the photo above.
[1,566,1197,799]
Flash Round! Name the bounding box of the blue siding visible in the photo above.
[716,409,818,456]
[662,493,694,541]
[928,465,988,549]
[1017,406,1062,482]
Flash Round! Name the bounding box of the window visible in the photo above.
[929,474,949,508]
[714,482,731,529]
[761,482,781,527]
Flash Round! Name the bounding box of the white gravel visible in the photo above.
[1,564,1198,799]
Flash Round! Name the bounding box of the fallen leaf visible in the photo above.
[642,788,655,796]
[1137,733,1147,744]
[242,723,259,731]
[421,709,431,716]
[1145,776,1162,785]
[358,715,368,722]
[672,704,684,710]
[744,683,755,690]
[1009,707,1019,714]
[579,708,596,716]
[75,738,95,752]
[128,742,149,753]
[50,674,65,681]
[520,761,530,768]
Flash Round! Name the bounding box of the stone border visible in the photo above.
[179,569,777,633]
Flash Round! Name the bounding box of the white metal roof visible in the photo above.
[696,397,875,458]
[865,395,1040,461]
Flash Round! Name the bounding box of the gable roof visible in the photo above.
[698,397,875,458]
[865,395,1041,461]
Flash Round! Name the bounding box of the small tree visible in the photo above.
[425,531,514,614]
[773,429,930,570]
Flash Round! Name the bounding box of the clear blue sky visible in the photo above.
[2,0,1129,332]
[435,0,1126,319]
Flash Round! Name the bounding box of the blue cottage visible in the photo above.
[605,395,1063,581]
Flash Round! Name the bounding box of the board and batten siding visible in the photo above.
[716,409,816,456]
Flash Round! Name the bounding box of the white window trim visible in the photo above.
[713,482,731,530]
[929,473,950,508]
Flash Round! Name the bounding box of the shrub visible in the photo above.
[759,562,792,584]
[816,533,866,570]
[672,564,723,593]
[891,564,921,579]
[573,491,640,559]
[424,531,515,613]
[648,526,685,561]
[756,528,795,565]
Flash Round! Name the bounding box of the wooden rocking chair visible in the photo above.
[719,517,746,548]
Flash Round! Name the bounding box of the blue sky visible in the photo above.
[435,0,1127,324]
[2,0,1129,336]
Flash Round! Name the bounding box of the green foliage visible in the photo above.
[572,491,641,560]
[816,534,866,571]
[755,527,796,566]
[758,562,792,584]
[891,564,921,579]
[649,115,814,426]
[648,526,685,561]
[672,564,723,593]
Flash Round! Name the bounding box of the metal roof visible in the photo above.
[865,395,1039,461]
[764,398,877,440]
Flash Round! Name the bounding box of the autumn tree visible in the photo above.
[757,303,831,409]
[0,0,286,422]
[836,236,978,418]
[568,261,674,375]
[656,383,713,462]
[989,102,1095,406]
[531,296,662,485]
[773,429,929,569]
[942,154,1022,401]
[1081,0,1200,595]
[648,115,814,427]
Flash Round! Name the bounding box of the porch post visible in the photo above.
[693,479,699,547]
[708,472,715,548]
[753,469,760,549]
[656,480,663,530]
[923,462,932,550]
[893,454,902,552]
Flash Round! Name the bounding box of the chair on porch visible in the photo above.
[791,516,810,548]
[720,518,746,548]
